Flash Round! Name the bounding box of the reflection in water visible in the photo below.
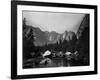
[23,57,87,69]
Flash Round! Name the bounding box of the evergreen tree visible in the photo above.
[23,18,35,59]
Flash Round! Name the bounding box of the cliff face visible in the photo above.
[23,25,77,46]
[76,14,89,39]
[76,14,90,64]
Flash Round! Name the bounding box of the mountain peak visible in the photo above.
[25,25,76,46]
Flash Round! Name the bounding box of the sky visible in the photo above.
[23,11,85,34]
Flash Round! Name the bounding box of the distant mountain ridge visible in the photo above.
[30,26,76,46]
